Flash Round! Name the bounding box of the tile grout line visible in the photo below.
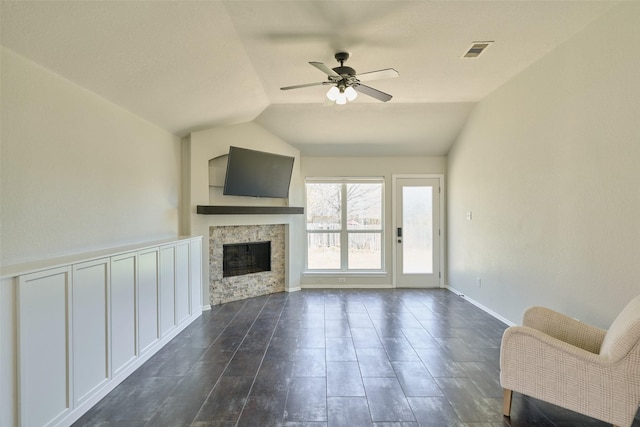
[138,302,246,427]
[180,298,255,427]
[233,293,290,427]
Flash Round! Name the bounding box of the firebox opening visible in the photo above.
[223,241,271,278]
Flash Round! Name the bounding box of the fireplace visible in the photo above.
[223,241,271,277]
[209,224,285,305]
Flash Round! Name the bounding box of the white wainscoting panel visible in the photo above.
[72,259,110,405]
[159,244,176,336]
[18,267,72,427]
[110,253,137,376]
[175,241,190,325]
[190,237,202,313]
[138,248,160,354]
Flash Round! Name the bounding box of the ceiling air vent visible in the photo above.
[462,41,494,58]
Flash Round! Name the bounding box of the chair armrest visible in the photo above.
[523,306,606,354]
[501,325,608,366]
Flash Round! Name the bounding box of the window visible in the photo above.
[305,178,384,271]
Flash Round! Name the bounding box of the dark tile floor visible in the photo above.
[73,289,640,427]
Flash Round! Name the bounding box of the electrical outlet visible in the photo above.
[476,277,482,287]
[338,278,346,283]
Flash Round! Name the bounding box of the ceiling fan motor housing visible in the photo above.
[332,51,357,80]
[332,65,356,76]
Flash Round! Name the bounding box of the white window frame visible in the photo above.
[305,177,385,273]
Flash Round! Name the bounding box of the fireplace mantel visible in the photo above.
[197,205,303,215]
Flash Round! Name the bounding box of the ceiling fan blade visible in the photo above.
[280,81,328,90]
[356,68,399,82]
[309,61,340,77]
[354,84,393,102]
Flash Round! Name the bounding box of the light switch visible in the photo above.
[466,211,473,221]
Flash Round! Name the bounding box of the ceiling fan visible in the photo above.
[280,52,399,104]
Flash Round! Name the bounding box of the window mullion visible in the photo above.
[340,183,348,271]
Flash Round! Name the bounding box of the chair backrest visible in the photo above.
[599,295,640,361]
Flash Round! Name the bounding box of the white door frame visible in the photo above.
[391,174,445,288]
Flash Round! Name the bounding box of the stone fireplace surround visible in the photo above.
[209,224,285,305]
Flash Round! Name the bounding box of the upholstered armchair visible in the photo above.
[500,295,640,427]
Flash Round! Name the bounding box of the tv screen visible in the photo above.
[223,146,295,198]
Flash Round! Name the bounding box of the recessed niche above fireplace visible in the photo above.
[223,241,271,278]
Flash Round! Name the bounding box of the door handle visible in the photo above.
[397,227,402,243]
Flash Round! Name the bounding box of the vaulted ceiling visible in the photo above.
[0,1,619,156]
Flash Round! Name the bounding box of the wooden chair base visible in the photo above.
[503,389,513,417]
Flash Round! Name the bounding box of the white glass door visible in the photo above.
[394,177,441,288]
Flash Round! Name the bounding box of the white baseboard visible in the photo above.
[286,287,301,293]
[201,304,212,311]
[301,284,394,290]
[445,286,515,326]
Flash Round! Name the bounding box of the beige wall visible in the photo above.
[447,2,640,328]
[301,156,447,287]
[0,47,181,267]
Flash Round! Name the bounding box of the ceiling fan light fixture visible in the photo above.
[345,86,358,102]
[326,86,340,101]
[335,90,348,105]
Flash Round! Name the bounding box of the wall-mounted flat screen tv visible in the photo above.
[223,146,295,198]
